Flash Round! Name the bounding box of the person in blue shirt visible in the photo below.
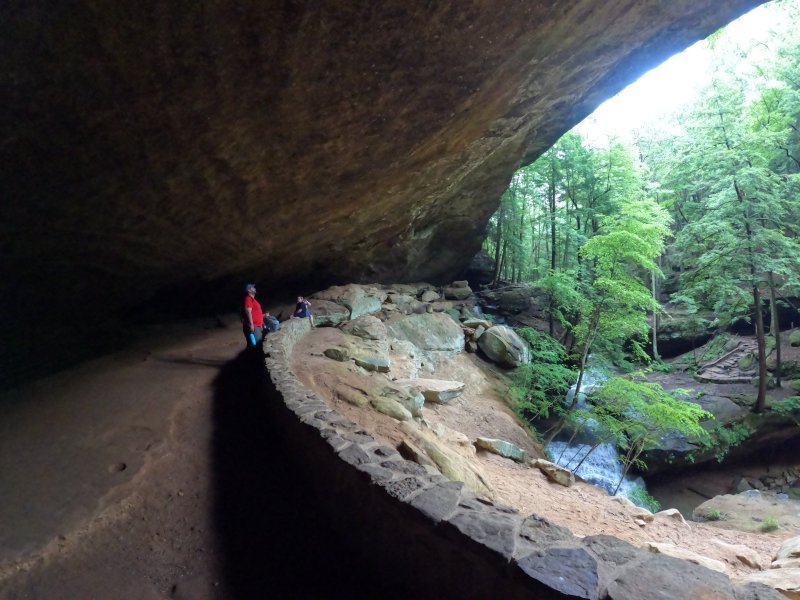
[292,296,314,327]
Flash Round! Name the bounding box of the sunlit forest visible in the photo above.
[485,1,800,495]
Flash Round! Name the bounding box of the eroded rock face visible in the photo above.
[1,1,763,382]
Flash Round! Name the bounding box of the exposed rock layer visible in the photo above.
[1,1,763,381]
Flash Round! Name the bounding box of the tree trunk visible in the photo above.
[651,269,660,361]
[769,271,782,388]
[548,157,557,337]
[753,283,768,413]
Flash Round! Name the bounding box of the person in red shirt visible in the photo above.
[242,283,265,348]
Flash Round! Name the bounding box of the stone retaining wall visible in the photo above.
[261,319,781,599]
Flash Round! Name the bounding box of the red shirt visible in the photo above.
[244,295,263,327]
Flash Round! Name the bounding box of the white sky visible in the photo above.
[576,2,784,145]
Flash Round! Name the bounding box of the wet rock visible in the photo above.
[477,325,530,367]
[463,318,493,330]
[789,330,800,347]
[475,437,527,463]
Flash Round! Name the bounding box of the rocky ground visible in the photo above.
[2,281,799,598]
[290,282,800,594]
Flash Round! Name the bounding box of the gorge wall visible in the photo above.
[1,0,764,382]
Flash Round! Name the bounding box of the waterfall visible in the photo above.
[546,366,648,500]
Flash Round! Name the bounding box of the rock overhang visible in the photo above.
[1,0,765,382]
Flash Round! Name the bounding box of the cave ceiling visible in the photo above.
[1,1,764,379]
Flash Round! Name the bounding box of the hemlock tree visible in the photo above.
[570,197,671,406]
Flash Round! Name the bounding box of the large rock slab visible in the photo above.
[693,490,800,534]
[645,542,727,574]
[737,569,800,599]
[400,422,492,497]
[475,437,527,463]
[313,285,387,320]
[311,299,351,327]
[477,325,530,368]
[341,315,388,340]
[531,459,575,487]
[392,378,465,403]
[386,313,465,353]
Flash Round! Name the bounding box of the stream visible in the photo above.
[546,367,648,501]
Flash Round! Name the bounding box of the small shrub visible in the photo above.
[760,516,779,532]
[627,484,661,513]
[705,509,723,521]
[710,421,753,462]
[650,361,673,373]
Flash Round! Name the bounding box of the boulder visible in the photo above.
[737,569,800,599]
[475,437,527,463]
[397,439,440,475]
[341,315,387,340]
[531,459,575,487]
[313,284,386,320]
[790,330,800,347]
[336,387,370,408]
[443,285,472,300]
[710,540,763,570]
[380,384,425,417]
[654,508,687,525]
[392,378,465,403]
[478,285,538,314]
[401,422,493,497]
[477,325,530,368]
[370,396,413,421]
[692,490,800,534]
[386,313,465,353]
[463,318,493,330]
[775,536,800,562]
[311,299,351,327]
[353,353,390,373]
[644,542,727,574]
[420,290,440,302]
[323,347,350,361]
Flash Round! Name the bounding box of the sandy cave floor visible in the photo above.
[292,327,794,579]
[0,315,397,600]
